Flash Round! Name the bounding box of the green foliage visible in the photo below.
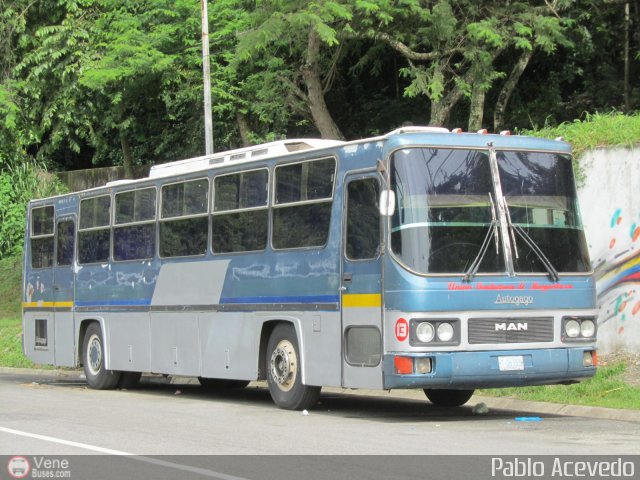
[481,361,640,410]
[526,112,640,183]
[0,159,66,258]
[1,0,639,168]
[0,317,39,368]
[0,255,23,319]
[528,112,640,157]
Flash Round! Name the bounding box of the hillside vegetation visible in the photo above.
[528,112,640,158]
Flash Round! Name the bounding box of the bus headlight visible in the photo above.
[437,322,454,342]
[410,319,460,346]
[580,319,596,338]
[565,319,581,338]
[562,317,597,342]
[416,322,435,343]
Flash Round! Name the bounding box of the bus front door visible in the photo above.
[341,174,383,389]
[52,217,76,366]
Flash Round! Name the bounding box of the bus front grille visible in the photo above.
[468,317,554,344]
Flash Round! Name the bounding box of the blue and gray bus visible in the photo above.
[22,126,598,410]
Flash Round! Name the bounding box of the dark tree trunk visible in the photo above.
[120,133,134,179]
[301,28,345,140]
[494,49,533,132]
[468,82,486,132]
[236,112,252,147]
[430,89,464,127]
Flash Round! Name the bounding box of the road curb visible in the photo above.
[2,366,639,423]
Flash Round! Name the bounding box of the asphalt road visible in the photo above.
[1,370,639,479]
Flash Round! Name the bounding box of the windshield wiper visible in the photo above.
[503,198,560,283]
[464,193,499,282]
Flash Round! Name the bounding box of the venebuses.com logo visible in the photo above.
[6,455,72,478]
[7,456,31,479]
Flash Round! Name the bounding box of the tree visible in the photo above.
[361,1,570,130]
[235,0,356,140]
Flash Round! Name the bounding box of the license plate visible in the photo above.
[498,355,524,371]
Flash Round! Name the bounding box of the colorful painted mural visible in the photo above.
[578,147,640,353]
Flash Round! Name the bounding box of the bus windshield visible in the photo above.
[390,148,505,274]
[390,147,590,276]
[497,150,590,273]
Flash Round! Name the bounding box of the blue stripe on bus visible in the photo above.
[220,295,340,304]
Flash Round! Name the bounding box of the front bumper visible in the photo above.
[383,347,596,389]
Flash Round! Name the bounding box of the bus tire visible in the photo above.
[198,378,250,389]
[82,323,120,390]
[424,388,474,407]
[266,324,320,410]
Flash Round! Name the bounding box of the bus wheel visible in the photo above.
[266,324,320,410]
[82,323,120,390]
[424,389,474,407]
[198,378,250,389]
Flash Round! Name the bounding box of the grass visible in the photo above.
[0,317,38,368]
[0,255,40,368]
[526,111,640,158]
[526,111,640,184]
[0,255,23,319]
[481,362,640,411]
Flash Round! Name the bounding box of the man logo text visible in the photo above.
[495,323,528,332]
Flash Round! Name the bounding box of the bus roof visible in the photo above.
[32,127,570,203]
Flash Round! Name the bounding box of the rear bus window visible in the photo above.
[30,205,55,268]
[272,157,335,249]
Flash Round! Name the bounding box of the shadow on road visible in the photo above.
[9,372,562,424]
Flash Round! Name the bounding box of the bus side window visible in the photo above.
[113,187,156,261]
[31,205,55,268]
[212,169,268,253]
[56,219,75,266]
[346,179,380,260]
[159,178,209,258]
[78,195,111,264]
[272,157,336,249]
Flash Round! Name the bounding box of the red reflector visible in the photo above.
[592,351,598,367]
[394,356,414,374]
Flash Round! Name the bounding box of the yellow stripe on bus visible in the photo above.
[22,301,74,309]
[342,293,382,308]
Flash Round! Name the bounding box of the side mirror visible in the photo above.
[379,190,396,217]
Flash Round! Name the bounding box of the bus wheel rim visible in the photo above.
[87,334,103,376]
[270,340,297,392]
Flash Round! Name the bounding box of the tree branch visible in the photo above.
[376,32,461,61]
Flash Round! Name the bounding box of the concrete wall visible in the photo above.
[578,147,640,354]
[56,165,151,192]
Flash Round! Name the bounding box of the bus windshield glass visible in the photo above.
[497,150,590,273]
[390,148,505,274]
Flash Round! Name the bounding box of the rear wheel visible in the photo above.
[198,378,250,389]
[266,324,320,410]
[424,388,474,407]
[83,323,120,389]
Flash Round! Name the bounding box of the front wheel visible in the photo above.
[266,324,320,410]
[83,323,120,389]
[424,388,474,407]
